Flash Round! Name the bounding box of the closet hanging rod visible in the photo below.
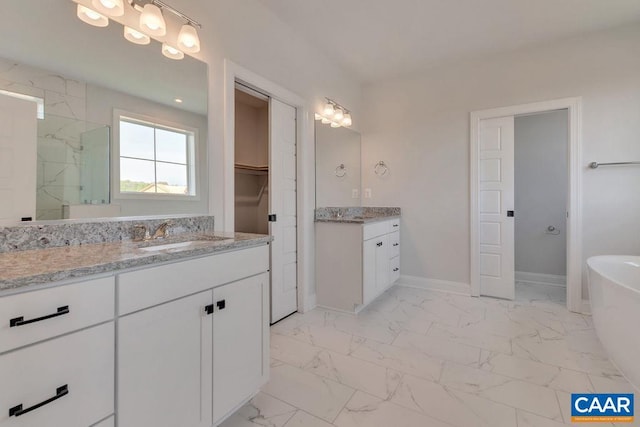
[589,161,640,169]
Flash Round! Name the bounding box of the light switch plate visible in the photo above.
[364,188,372,198]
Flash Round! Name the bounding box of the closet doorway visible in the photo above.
[234,83,298,324]
[470,97,583,313]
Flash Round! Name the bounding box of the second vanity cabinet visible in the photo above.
[316,218,400,312]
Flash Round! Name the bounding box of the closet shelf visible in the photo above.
[235,163,269,175]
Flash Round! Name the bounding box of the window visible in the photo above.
[118,115,196,197]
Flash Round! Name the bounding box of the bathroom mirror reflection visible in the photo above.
[0,0,208,222]
[315,124,361,207]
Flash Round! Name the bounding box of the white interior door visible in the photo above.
[269,98,297,323]
[479,116,515,299]
[0,93,37,224]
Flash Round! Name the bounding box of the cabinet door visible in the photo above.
[362,238,378,305]
[213,273,268,424]
[375,235,390,292]
[118,291,213,427]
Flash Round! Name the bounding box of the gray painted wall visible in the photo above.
[515,110,568,277]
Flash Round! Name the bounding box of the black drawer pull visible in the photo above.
[393,268,400,272]
[216,300,226,311]
[10,306,70,328]
[376,242,383,247]
[392,224,399,228]
[204,304,214,315]
[393,243,399,247]
[9,384,68,417]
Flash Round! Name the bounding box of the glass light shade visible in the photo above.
[314,113,322,120]
[162,43,184,60]
[333,108,344,122]
[91,0,124,17]
[77,4,108,27]
[124,26,150,45]
[330,121,341,128]
[323,102,335,117]
[342,113,352,127]
[177,24,201,54]
[321,117,331,124]
[140,3,166,36]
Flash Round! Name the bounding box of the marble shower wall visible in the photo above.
[0,57,107,220]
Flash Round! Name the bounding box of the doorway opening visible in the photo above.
[470,97,583,313]
[514,110,568,306]
[233,81,299,324]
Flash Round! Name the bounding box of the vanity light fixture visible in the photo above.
[139,3,166,36]
[316,98,353,128]
[124,26,150,45]
[162,43,184,60]
[177,24,201,53]
[77,4,109,27]
[91,0,125,17]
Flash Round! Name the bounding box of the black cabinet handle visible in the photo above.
[216,300,226,311]
[10,306,69,328]
[376,242,383,247]
[392,224,399,228]
[393,268,400,272]
[9,385,68,417]
[204,304,214,315]
[393,243,399,247]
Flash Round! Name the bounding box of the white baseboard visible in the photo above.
[516,271,566,287]
[399,275,471,296]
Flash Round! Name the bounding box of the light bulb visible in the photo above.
[162,43,184,60]
[140,3,166,36]
[342,113,352,127]
[177,24,201,54]
[333,108,344,122]
[77,4,108,27]
[330,121,341,128]
[321,117,331,124]
[314,113,323,121]
[323,102,335,117]
[91,0,124,17]
[124,26,150,45]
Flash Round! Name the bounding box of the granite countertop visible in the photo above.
[314,214,401,224]
[314,206,401,224]
[0,232,270,292]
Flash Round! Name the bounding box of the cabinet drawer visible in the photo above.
[0,322,114,427]
[119,245,269,315]
[388,232,400,259]
[389,218,400,232]
[0,277,114,354]
[390,257,400,283]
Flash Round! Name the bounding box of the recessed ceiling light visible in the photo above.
[174,98,183,103]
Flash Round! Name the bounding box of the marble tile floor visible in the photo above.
[221,284,637,427]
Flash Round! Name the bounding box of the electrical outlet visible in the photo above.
[352,189,360,199]
[364,188,372,199]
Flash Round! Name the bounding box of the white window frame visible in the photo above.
[112,109,200,201]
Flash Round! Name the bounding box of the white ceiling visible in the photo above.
[258,0,640,83]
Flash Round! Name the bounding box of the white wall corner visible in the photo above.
[302,293,317,313]
[399,275,471,296]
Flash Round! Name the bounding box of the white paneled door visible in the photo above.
[269,99,297,323]
[0,93,37,224]
[479,116,515,300]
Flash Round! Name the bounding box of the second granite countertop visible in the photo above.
[315,206,401,224]
[0,232,271,292]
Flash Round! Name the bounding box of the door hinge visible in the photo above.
[268,214,277,222]
[507,210,515,217]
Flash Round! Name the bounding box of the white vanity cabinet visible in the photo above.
[0,277,115,427]
[116,245,270,427]
[316,218,400,312]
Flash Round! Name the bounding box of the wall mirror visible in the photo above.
[0,0,208,223]
[315,124,361,207]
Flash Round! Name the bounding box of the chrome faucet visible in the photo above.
[133,224,150,242]
[152,221,174,239]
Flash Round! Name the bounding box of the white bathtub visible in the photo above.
[587,255,640,390]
